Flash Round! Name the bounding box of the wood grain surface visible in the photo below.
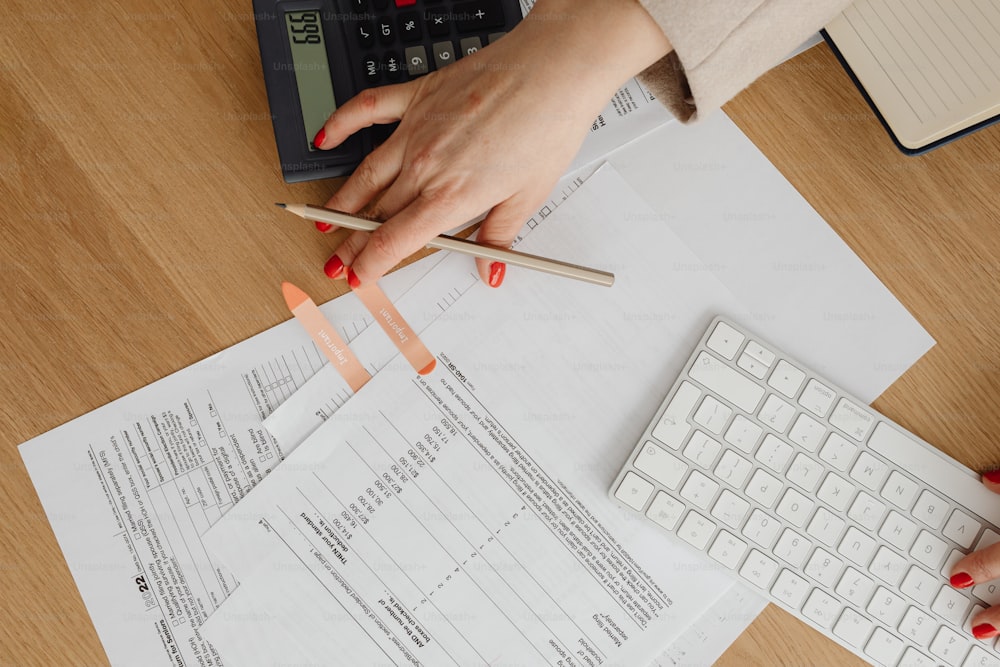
[1,1,998,665]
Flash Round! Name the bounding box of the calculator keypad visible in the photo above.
[347,0,517,85]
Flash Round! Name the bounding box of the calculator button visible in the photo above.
[394,0,416,6]
[382,52,402,81]
[397,11,421,43]
[404,46,428,76]
[373,0,389,9]
[362,55,380,84]
[454,0,506,32]
[459,36,482,57]
[432,41,456,69]
[378,19,394,45]
[487,31,506,43]
[426,10,450,38]
[355,20,375,48]
[351,0,368,10]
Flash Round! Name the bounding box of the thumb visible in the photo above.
[475,198,534,288]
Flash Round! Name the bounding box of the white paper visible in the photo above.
[201,166,746,665]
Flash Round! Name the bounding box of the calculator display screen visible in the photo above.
[284,10,336,151]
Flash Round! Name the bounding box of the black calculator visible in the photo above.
[253,0,524,182]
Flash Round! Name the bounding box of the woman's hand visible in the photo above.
[313,0,671,287]
[950,471,1000,640]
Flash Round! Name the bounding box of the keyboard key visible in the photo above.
[757,394,795,433]
[817,472,855,512]
[819,432,858,471]
[723,414,762,453]
[689,351,765,413]
[838,526,877,566]
[900,565,940,606]
[679,470,720,510]
[864,627,905,665]
[804,547,843,587]
[743,508,781,547]
[711,489,750,529]
[798,378,836,417]
[963,603,986,636]
[848,491,886,530]
[714,450,752,488]
[755,434,793,472]
[963,646,1000,667]
[836,567,876,607]
[899,606,938,646]
[911,530,949,570]
[453,0,506,32]
[645,492,685,531]
[881,470,920,510]
[743,340,775,368]
[767,360,806,398]
[901,647,936,667]
[912,489,949,530]
[745,469,783,508]
[833,607,873,648]
[867,585,907,625]
[774,528,812,567]
[943,549,965,578]
[850,451,891,491]
[788,413,825,452]
[776,488,815,528]
[975,528,1000,552]
[633,442,688,490]
[737,350,769,379]
[829,397,875,441]
[708,530,748,569]
[706,321,744,359]
[650,381,699,449]
[879,510,919,551]
[739,549,779,589]
[459,36,482,57]
[972,580,1000,606]
[614,471,653,510]
[944,509,982,550]
[802,588,841,629]
[693,395,732,434]
[771,569,811,609]
[787,453,824,492]
[682,430,722,468]
[932,586,971,626]
[431,41,456,69]
[871,545,909,585]
[404,46,428,76]
[930,626,971,666]
[676,511,716,550]
[806,507,846,546]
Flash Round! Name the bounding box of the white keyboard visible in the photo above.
[610,317,1000,667]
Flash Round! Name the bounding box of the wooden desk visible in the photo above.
[2,2,998,665]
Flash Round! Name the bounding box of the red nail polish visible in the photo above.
[347,267,361,289]
[488,261,505,288]
[973,623,997,640]
[313,128,326,149]
[951,572,975,588]
[324,255,344,279]
[983,470,1000,484]
[315,221,333,233]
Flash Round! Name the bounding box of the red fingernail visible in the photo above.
[951,572,975,588]
[973,623,997,640]
[313,128,326,149]
[983,470,1000,484]
[315,221,333,233]
[347,267,361,289]
[324,255,344,279]
[488,262,505,288]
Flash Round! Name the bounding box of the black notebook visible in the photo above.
[823,0,1000,154]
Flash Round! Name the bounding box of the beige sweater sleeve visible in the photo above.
[636,0,853,121]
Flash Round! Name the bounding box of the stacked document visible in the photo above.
[19,111,934,666]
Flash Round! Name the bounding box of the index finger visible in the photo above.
[315,83,415,149]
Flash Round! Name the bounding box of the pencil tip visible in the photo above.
[274,202,286,209]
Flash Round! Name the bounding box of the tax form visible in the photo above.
[201,165,748,665]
